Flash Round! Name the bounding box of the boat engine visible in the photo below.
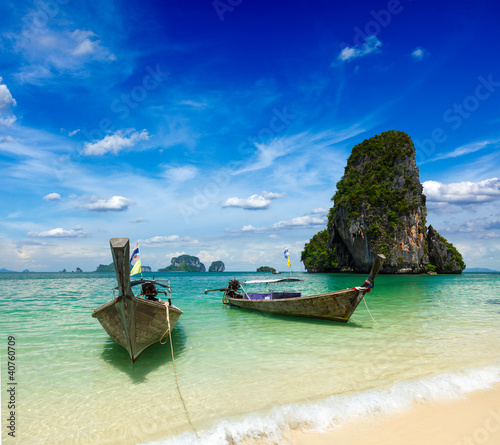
[141,282,158,300]
[226,279,242,299]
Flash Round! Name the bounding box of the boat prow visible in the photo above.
[92,238,183,362]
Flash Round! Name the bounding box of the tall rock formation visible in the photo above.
[208,261,225,272]
[302,130,465,274]
[159,255,206,272]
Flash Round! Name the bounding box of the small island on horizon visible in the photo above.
[256,266,277,273]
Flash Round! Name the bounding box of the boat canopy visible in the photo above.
[243,278,303,284]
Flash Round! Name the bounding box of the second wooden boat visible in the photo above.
[92,238,183,362]
[206,254,385,322]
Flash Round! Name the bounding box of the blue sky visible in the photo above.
[1,0,500,272]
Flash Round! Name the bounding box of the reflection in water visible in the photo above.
[100,324,187,383]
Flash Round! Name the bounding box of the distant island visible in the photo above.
[159,254,206,272]
[95,257,223,273]
[463,268,499,273]
[0,268,30,273]
[95,263,152,273]
[208,261,225,272]
[95,263,115,272]
[257,266,277,273]
[301,130,466,274]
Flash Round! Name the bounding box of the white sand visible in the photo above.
[248,384,500,445]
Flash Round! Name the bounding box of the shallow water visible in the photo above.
[1,272,500,444]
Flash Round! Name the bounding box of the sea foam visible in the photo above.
[144,363,500,445]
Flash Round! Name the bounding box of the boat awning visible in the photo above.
[243,278,303,284]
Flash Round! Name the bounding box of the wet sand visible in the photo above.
[249,383,500,445]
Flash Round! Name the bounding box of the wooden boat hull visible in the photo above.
[226,288,364,322]
[92,238,183,362]
[92,295,182,362]
[222,254,386,323]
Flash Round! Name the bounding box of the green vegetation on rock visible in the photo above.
[300,230,339,272]
[256,266,276,273]
[159,254,206,272]
[160,263,202,272]
[208,261,225,272]
[95,263,115,272]
[436,233,466,270]
[331,130,425,259]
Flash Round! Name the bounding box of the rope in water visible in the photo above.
[162,302,198,438]
[363,295,379,326]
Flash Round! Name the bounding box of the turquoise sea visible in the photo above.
[1,271,500,444]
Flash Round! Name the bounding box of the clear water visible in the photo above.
[1,272,500,444]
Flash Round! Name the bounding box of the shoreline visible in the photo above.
[247,383,500,445]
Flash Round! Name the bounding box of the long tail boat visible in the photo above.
[205,254,385,322]
[92,238,183,362]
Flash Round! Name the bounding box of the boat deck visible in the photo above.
[246,292,302,300]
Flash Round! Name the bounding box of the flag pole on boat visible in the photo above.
[130,242,142,279]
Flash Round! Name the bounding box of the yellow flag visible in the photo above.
[130,257,141,276]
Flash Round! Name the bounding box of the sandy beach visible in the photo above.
[249,383,500,445]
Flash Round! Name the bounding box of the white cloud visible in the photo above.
[311,207,328,215]
[178,99,208,109]
[234,127,365,175]
[423,178,500,205]
[238,214,327,233]
[165,251,186,259]
[82,129,149,155]
[163,165,198,183]
[0,116,17,126]
[129,217,147,223]
[0,78,17,126]
[272,215,326,229]
[235,139,295,175]
[79,195,133,212]
[261,191,286,199]
[71,30,107,57]
[140,235,199,245]
[337,36,382,63]
[0,81,17,111]
[12,28,116,84]
[221,191,284,210]
[197,249,227,264]
[0,136,15,144]
[426,140,500,163]
[43,193,61,201]
[27,226,87,238]
[411,47,427,60]
[241,224,264,232]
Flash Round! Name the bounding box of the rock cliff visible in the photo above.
[426,225,465,273]
[300,229,339,272]
[208,261,225,272]
[159,255,206,272]
[302,130,465,274]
